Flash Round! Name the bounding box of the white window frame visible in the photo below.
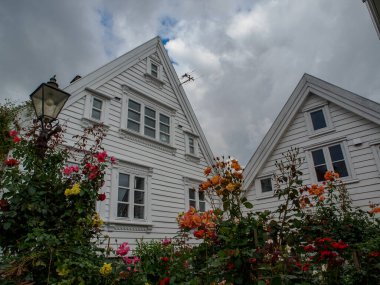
[370,139,380,177]
[82,88,112,125]
[184,131,200,159]
[183,178,208,212]
[121,90,175,147]
[255,175,274,199]
[305,140,356,183]
[110,162,153,224]
[146,57,163,81]
[303,102,334,137]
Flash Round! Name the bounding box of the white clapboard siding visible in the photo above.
[56,37,214,248]
[245,74,380,214]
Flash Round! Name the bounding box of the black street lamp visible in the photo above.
[30,75,70,157]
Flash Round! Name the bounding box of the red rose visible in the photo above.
[161,256,169,262]
[98,193,106,201]
[5,158,19,167]
[159,277,170,285]
[0,199,9,211]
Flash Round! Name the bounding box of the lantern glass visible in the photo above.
[30,83,70,123]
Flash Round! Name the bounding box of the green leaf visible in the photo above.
[244,201,253,209]
[270,276,282,285]
[3,222,11,230]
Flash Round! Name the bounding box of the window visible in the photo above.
[150,63,158,78]
[304,103,334,136]
[188,188,206,212]
[126,99,171,144]
[311,144,349,182]
[91,98,103,120]
[144,107,156,138]
[117,173,146,219]
[255,175,274,198]
[188,137,195,155]
[310,109,327,130]
[159,114,170,143]
[260,178,273,193]
[127,100,141,132]
[184,132,199,159]
[146,57,162,81]
[82,88,112,126]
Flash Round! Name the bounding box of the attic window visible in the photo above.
[145,57,163,85]
[260,178,273,193]
[151,63,158,78]
[310,109,327,130]
[304,103,334,136]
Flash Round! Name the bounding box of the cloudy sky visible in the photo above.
[1,0,380,164]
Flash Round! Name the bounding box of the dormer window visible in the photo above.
[310,109,327,130]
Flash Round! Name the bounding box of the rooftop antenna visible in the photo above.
[179,72,195,86]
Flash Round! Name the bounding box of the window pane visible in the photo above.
[117,203,129,217]
[118,188,129,202]
[260,178,272,193]
[128,110,140,122]
[135,177,145,190]
[160,133,170,143]
[332,161,348,178]
[189,146,195,154]
[315,165,328,182]
[160,114,170,125]
[189,188,196,200]
[134,205,144,219]
[134,191,144,204]
[145,117,156,128]
[93,98,103,109]
[145,107,155,118]
[310,109,327,130]
[199,201,206,212]
[144,127,155,138]
[329,145,344,162]
[91,109,101,120]
[129,100,140,112]
[127,120,140,132]
[151,63,158,78]
[189,137,194,146]
[199,191,205,201]
[189,200,196,208]
[312,149,326,166]
[119,173,130,187]
[160,123,170,134]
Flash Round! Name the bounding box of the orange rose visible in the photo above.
[231,160,241,171]
[211,175,220,186]
[204,167,212,176]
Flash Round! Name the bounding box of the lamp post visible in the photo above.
[30,75,70,157]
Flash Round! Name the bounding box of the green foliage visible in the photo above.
[0,121,112,284]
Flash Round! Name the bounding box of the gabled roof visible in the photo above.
[244,73,380,188]
[61,36,214,165]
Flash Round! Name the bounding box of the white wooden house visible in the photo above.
[243,74,380,212]
[58,37,214,247]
